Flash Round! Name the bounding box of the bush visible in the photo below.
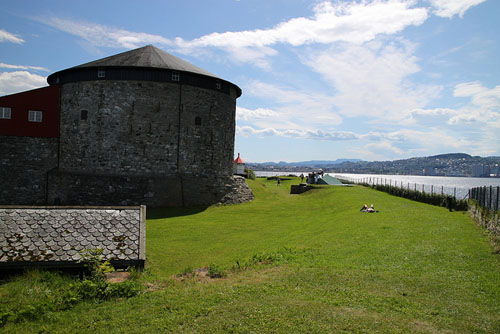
[245,168,256,180]
[208,263,227,278]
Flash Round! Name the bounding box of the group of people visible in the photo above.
[360,204,377,213]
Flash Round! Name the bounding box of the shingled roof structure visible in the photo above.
[0,206,145,271]
[71,44,218,78]
[46,45,242,97]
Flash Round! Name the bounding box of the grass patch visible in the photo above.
[2,177,500,333]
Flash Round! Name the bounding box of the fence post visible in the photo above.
[431,185,433,194]
[497,186,499,212]
[441,186,444,195]
[454,187,456,200]
[489,186,493,211]
[422,184,425,193]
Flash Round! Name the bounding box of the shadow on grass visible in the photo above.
[147,206,209,219]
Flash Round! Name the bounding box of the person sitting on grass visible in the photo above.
[360,204,379,213]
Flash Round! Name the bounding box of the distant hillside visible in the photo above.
[255,159,363,167]
[247,153,500,177]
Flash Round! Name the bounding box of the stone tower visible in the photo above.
[44,45,243,207]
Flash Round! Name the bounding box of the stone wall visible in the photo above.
[1,80,249,208]
[47,172,251,207]
[58,81,235,178]
[0,136,58,205]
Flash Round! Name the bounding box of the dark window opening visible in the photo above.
[81,110,88,120]
[195,116,202,126]
[98,68,105,78]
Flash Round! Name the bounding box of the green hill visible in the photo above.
[2,178,500,333]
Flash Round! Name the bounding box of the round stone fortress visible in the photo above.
[43,45,247,207]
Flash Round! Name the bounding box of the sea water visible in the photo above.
[254,171,500,199]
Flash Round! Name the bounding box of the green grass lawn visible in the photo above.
[2,177,500,333]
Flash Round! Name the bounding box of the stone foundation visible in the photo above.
[46,171,253,207]
[218,176,254,205]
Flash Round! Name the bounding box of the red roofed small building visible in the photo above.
[233,153,246,175]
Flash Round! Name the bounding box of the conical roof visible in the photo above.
[234,153,245,164]
[72,45,219,78]
[47,45,241,97]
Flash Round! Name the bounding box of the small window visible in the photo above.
[171,71,180,82]
[195,116,202,126]
[28,110,42,122]
[98,68,105,78]
[81,110,88,120]
[0,107,11,119]
[215,81,221,90]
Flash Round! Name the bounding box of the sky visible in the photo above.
[1,0,499,163]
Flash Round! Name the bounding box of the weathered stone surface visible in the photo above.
[218,176,254,205]
[58,81,235,178]
[0,137,58,205]
[0,206,145,269]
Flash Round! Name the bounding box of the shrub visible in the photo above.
[245,168,256,180]
[208,263,227,278]
[78,248,114,281]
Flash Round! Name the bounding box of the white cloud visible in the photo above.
[408,82,500,127]
[39,17,173,49]
[176,1,427,48]
[304,38,441,120]
[245,80,342,130]
[175,1,427,67]
[236,106,279,121]
[0,29,24,44]
[429,0,486,18]
[0,63,49,72]
[39,1,428,67]
[454,82,500,109]
[0,71,47,96]
[236,125,360,141]
[236,125,471,159]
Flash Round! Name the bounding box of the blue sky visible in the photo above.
[1,0,499,162]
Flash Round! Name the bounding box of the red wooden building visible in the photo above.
[0,86,59,138]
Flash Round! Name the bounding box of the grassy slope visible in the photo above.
[2,177,500,333]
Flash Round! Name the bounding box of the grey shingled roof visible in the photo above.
[72,45,219,78]
[0,206,145,269]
